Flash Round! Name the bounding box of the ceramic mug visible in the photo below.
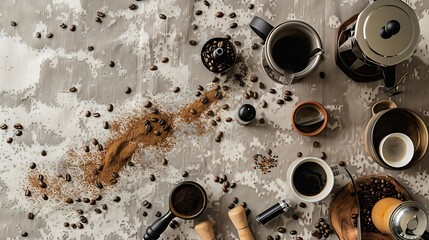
[379,133,414,168]
[291,101,328,137]
[287,157,338,202]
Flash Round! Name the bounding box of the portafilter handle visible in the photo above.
[144,211,176,240]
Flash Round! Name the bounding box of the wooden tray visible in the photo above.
[329,175,413,240]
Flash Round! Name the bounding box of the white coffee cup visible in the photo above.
[379,133,414,168]
[287,157,335,202]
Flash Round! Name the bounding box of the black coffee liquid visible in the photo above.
[272,37,309,72]
[293,162,326,196]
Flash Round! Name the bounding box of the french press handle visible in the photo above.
[249,16,274,42]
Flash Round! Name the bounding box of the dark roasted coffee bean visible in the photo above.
[65,198,73,204]
[313,141,320,148]
[181,170,189,177]
[250,75,258,82]
[251,43,259,50]
[65,173,71,182]
[296,237,303,240]
[14,129,22,136]
[127,161,134,167]
[46,33,53,38]
[259,118,265,124]
[98,143,103,151]
[207,110,215,117]
[149,64,157,70]
[42,194,48,200]
[28,212,34,220]
[155,211,161,217]
[284,96,293,101]
[97,11,105,17]
[94,17,102,23]
[190,109,197,115]
[103,121,109,129]
[60,23,67,28]
[108,61,115,68]
[14,123,23,129]
[25,189,31,197]
[292,214,299,220]
[245,208,251,215]
[195,91,201,97]
[35,32,42,38]
[229,12,236,18]
[83,145,90,152]
[212,76,220,83]
[351,213,358,219]
[261,100,268,108]
[87,46,94,51]
[38,174,44,181]
[222,85,230,91]
[154,130,161,136]
[69,25,76,31]
[215,91,222,99]
[222,104,229,110]
[269,88,276,94]
[214,176,220,182]
[243,93,250,99]
[96,181,103,189]
[142,200,149,207]
[278,227,286,233]
[0,123,7,130]
[129,4,137,10]
[319,72,326,79]
[11,21,17,26]
[192,24,198,29]
[163,125,170,131]
[210,120,217,126]
[339,161,346,167]
[93,112,100,117]
[290,230,297,235]
[77,223,84,229]
[29,162,36,169]
[101,204,108,210]
[161,57,169,63]
[215,12,224,18]
[196,85,204,91]
[297,152,303,157]
[39,180,47,188]
[230,22,238,28]
[233,41,241,46]
[149,174,155,182]
[158,13,167,19]
[113,196,121,202]
[223,181,230,188]
[71,223,77,229]
[85,111,91,117]
[124,87,132,94]
[232,197,239,204]
[91,138,98,145]
[230,182,236,188]
[64,222,70,227]
[6,138,13,143]
[248,3,254,9]
[320,152,327,160]
[240,202,247,208]
[83,198,90,203]
[219,178,224,184]
[228,203,235,209]
[225,117,232,122]
[109,178,118,184]
[173,87,180,93]
[21,232,28,237]
[195,10,202,15]
[203,0,210,6]
[68,86,77,92]
[224,34,231,40]
[299,202,306,208]
[79,215,87,223]
[189,40,197,45]
[284,90,292,96]
[201,97,209,104]
[276,99,285,105]
[162,158,168,165]
[319,218,325,222]
[222,186,229,192]
[215,131,223,139]
[150,117,158,122]
[144,101,152,108]
[252,92,259,99]
[94,208,102,214]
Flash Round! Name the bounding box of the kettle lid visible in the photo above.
[355,0,420,66]
[390,201,428,239]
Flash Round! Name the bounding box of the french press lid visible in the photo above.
[354,0,420,66]
[390,201,428,239]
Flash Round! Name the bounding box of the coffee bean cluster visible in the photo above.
[213,174,236,193]
[201,38,236,73]
[142,116,170,135]
[2,122,24,144]
[355,177,405,232]
[311,218,334,239]
[253,149,278,174]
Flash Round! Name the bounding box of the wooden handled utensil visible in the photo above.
[228,206,254,240]
[195,220,216,240]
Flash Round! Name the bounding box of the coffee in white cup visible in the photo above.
[379,133,414,168]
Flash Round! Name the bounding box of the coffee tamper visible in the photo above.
[195,220,216,240]
[256,199,291,225]
[228,206,254,240]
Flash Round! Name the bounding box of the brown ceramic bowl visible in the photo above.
[291,101,328,137]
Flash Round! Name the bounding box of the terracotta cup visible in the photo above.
[291,101,328,137]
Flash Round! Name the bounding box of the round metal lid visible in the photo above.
[355,0,420,66]
[389,201,428,239]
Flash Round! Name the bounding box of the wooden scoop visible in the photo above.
[195,220,216,240]
[228,206,254,240]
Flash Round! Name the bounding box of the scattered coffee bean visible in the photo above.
[149,174,156,182]
[290,230,297,235]
[210,120,217,126]
[243,93,250,99]
[189,40,197,45]
[233,41,241,46]
[14,129,22,136]
[161,57,169,63]
[250,75,258,82]
[84,111,91,117]
[124,87,132,94]
[71,224,77,229]
[260,100,268,108]
[276,99,285,105]
[64,222,70,227]
[230,22,238,28]
[297,152,303,157]
[215,131,223,140]
[69,25,76,31]
[181,170,188,177]
[240,202,247,208]
[87,46,94,52]
[162,158,168,165]
[35,32,42,38]
[284,96,293,101]
[155,211,161,217]
[14,123,23,129]
[299,202,307,208]
[60,23,67,29]
[28,212,34,220]
[229,12,236,18]
[107,61,115,68]
[224,34,231,40]
[96,181,103,189]
[225,117,232,122]
[97,11,105,17]
[127,161,134,167]
[95,17,102,23]
[82,198,90,203]
[24,189,31,197]
[219,178,224,184]
[65,198,73,204]
[93,113,100,118]
[223,181,230,188]
[259,118,265,124]
[319,72,326,79]
[11,21,17,26]
[203,0,210,6]
[339,161,346,167]
[313,141,320,148]
[195,10,202,15]
[201,97,209,104]
[284,90,292,96]
[190,109,197,115]
[192,24,198,29]
[214,176,220,182]
[129,4,137,10]
[228,203,235,209]
[222,186,229,192]
[144,101,152,108]
[42,194,48,200]
[296,237,303,240]
[230,182,236,188]
[149,64,158,71]
[245,208,251,215]
[102,121,109,129]
[252,92,259,99]
[278,227,286,233]
[215,12,224,18]
[215,91,223,99]
[320,152,327,160]
[77,223,84,229]
[222,104,229,110]
[292,214,299,220]
[222,85,230,91]
[173,87,180,93]
[196,85,204,91]
[0,123,7,130]
[65,173,71,182]
[113,196,121,202]
[68,86,77,92]
[274,235,281,240]
[6,137,13,143]
[159,14,166,19]
[94,208,102,214]
[21,232,28,237]
[248,3,255,9]
[212,77,220,83]
[269,88,276,94]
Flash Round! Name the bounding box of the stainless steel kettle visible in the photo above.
[336,0,420,94]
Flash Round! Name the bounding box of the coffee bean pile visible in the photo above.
[213,174,236,193]
[355,177,405,232]
[311,218,334,239]
[253,150,278,174]
[201,38,236,73]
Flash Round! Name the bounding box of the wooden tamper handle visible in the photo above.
[228,206,254,240]
[195,220,216,240]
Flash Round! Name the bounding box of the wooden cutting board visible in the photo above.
[329,175,413,240]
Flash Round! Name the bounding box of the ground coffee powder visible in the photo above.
[171,184,204,216]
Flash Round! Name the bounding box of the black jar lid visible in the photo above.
[238,104,256,122]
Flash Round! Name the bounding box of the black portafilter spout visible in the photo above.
[256,199,291,225]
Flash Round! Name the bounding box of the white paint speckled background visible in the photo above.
[1,0,429,239]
